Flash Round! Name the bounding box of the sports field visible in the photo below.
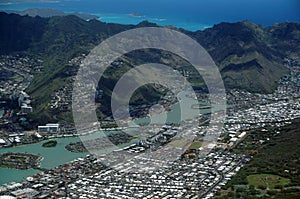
[247,174,290,189]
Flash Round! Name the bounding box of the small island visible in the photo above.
[191,104,212,109]
[0,152,42,170]
[129,12,144,17]
[42,140,57,147]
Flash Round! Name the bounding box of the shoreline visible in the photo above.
[0,8,211,31]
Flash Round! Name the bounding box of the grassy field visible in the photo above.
[11,74,24,82]
[188,141,202,150]
[214,119,300,199]
[247,174,290,189]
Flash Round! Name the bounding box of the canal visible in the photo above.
[0,91,223,185]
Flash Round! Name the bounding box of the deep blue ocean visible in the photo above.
[0,0,299,31]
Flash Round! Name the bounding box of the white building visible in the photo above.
[38,123,59,133]
[21,105,32,114]
[18,91,30,107]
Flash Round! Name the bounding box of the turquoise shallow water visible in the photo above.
[0,1,212,31]
[0,168,39,186]
[0,91,210,185]
[0,137,87,185]
[95,13,212,31]
[0,90,230,185]
[1,0,299,31]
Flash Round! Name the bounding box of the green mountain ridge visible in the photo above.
[191,20,295,92]
[0,12,299,123]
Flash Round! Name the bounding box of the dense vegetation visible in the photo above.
[42,140,58,147]
[215,119,300,199]
[0,12,299,123]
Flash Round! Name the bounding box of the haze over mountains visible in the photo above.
[0,11,299,122]
[4,8,98,20]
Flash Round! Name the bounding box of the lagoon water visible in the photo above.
[0,91,212,185]
[0,0,299,31]
[0,0,296,185]
[0,137,88,185]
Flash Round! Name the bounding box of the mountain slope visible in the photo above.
[0,12,299,123]
[0,12,46,54]
[190,21,289,92]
